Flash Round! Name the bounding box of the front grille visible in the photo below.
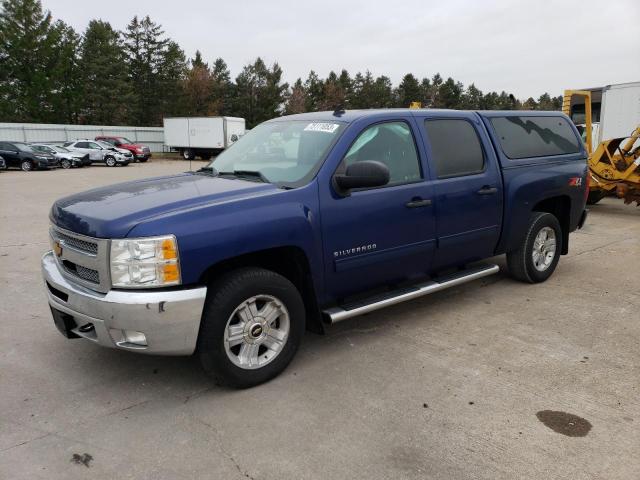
[75,264,100,283]
[54,230,98,255]
[50,225,110,293]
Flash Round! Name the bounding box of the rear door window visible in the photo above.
[489,116,581,159]
[424,119,485,178]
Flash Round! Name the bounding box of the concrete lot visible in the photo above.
[1,160,639,479]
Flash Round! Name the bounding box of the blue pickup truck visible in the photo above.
[42,109,588,387]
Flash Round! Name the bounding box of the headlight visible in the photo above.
[110,235,181,288]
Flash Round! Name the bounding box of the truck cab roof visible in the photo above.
[272,109,571,124]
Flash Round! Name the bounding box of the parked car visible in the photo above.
[43,109,588,388]
[63,140,131,167]
[0,156,6,170]
[30,144,91,169]
[95,140,135,162]
[95,136,151,162]
[0,141,58,171]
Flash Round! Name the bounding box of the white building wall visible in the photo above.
[0,123,166,152]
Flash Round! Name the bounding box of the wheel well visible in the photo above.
[533,196,571,254]
[199,247,324,333]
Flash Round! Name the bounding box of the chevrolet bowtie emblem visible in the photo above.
[53,240,63,257]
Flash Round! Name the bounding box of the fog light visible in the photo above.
[123,330,147,346]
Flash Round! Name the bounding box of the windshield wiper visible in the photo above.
[218,170,269,183]
[195,166,219,176]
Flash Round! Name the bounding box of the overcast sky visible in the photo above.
[45,0,639,99]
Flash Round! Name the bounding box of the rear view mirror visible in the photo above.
[333,160,390,196]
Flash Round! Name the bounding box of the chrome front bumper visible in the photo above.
[42,251,207,355]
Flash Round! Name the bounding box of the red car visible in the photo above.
[94,136,151,162]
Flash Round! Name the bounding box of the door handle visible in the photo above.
[477,186,498,195]
[405,198,432,208]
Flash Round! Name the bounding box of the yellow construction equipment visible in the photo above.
[563,84,640,205]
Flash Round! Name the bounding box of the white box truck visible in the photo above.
[567,81,640,151]
[163,117,246,160]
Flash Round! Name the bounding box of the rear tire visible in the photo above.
[197,268,305,388]
[507,212,562,284]
[182,149,195,161]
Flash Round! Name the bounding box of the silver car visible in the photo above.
[63,140,131,167]
[30,144,90,169]
[95,140,135,162]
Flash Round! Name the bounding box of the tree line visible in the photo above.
[0,0,563,129]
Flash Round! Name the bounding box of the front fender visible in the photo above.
[127,182,324,295]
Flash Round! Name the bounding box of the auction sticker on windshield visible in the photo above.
[304,122,340,133]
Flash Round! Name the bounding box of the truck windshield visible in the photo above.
[208,120,345,186]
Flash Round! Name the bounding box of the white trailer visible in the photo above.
[567,81,640,151]
[163,117,246,160]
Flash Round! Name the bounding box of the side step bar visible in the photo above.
[323,264,500,324]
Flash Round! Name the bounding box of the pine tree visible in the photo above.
[78,20,132,124]
[460,83,483,110]
[123,15,169,125]
[350,71,375,108]
[429,73,444,107]
[211,58,233,115]
[396,73,421,107]
[522,97,538,110]
[158,40,187,118]
[438,77,463,109]
[233,58,288,128]
[0,0,56,121]
[371,75,394,108]
[338,69,353,107]
[191,50,207,69]
[303,70,323,111]
[47,20,82,123]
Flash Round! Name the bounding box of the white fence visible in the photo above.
[0,122,166,152]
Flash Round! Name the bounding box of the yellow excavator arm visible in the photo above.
[563,89,640,205]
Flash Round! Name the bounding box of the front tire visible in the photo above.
[60,159,72,169]
[21,160,33,171]
[105,156,116,167]
[507,212,562,283]
[197,268,305,388]
[182,149,195,160]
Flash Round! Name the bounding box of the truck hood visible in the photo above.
[50,173,277,238]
